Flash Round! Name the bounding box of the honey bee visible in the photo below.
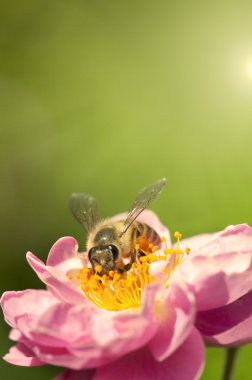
[69,178,166,274]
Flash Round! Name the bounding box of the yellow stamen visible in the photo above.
[174,231,182,240]
[95,265,103,274]
[109,270,115,277]
[185,247,191,255]
[67,233,189,311]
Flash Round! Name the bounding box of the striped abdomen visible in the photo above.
[132,221,161,249]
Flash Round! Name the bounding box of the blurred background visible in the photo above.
[0,0,252,378]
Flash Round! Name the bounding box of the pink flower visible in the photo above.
[1,211,252,379]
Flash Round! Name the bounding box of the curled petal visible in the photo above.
[26,251,85,304]
[46,236,89,269]
[196,290,252,346]
[3,343,45,367]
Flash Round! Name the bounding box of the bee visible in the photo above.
[69,178,166,274]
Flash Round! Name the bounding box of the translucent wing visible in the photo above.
[120,178,167,235]
[69,193,99,232]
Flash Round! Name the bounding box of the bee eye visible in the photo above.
[108,245,119,260]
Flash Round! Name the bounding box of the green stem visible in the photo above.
[222,347,239,380]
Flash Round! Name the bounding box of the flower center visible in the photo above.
[67,232,190,311]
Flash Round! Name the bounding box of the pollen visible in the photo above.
[67,233,189,311]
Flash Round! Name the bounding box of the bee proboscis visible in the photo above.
[69,178,166,274]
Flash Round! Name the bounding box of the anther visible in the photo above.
[185,247,191,255]
[109,270,115,277]
[95,265,103,273]
[174,231,182,240]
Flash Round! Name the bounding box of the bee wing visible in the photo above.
[120,178,167,235]
[69,193,99,232]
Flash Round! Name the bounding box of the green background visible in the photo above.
[0,0,252,378]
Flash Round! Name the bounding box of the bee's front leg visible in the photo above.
[120,249,137,272]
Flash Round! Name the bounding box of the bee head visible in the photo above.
[88,245,119,274]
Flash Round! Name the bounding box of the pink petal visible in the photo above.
[66,283,160,369]
[47,236,89,269]
[9,329,23,341]
[26,251,85,304]
[96,282,160,356]
[175,252,252,311]
[93,328,204,380]
[28,302,97,348]
[175,224,252,311]
[148,283,195,361]
[1,289,57,329]
[8,283,160,370]
[196,290,252,346]
[179,233,213,254]
[3,343,45,366]
[180,224,252,257]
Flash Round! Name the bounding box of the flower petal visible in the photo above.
[26,251,85,304]
[5,283,160,370]
[0,289,57,329]
[28,302,96,348]
[180,224,252,257]
[93,328,204,380]
[3,343,45,366]
[176,252,252,311]
[66,283,161,369]
[47,236,89,269]
[9,328,22,341]
[196,290,252,346]
[148,283,195,361]
[93,282,160,356]
[176,224,252,311]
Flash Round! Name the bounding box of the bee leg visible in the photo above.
[131,248,137,262]
[120,263,132,272]
[120,249,137,272]
[137,249,146,258]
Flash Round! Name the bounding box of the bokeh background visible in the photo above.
[1,0,252,378]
